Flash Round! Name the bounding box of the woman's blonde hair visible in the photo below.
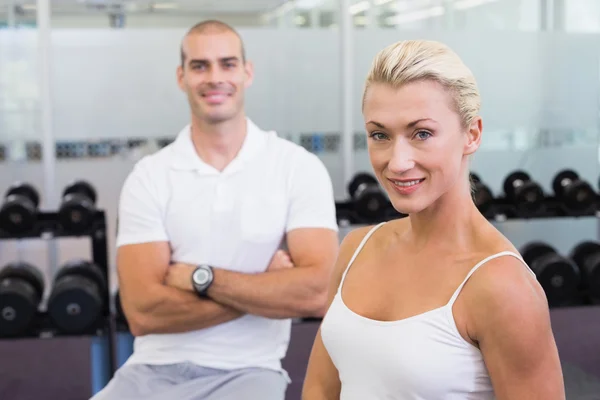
[362,40,480,128]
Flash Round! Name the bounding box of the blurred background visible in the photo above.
[1,0,600,399]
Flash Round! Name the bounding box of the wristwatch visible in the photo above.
[191,264,214,298]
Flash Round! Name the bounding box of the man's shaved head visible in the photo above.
[180,20,246,67]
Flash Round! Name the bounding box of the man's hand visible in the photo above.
[165,249,293,292]
[267,250,294,272]
[165,263,195,292]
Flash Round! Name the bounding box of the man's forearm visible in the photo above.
[126,285,243,336]
[207,267,327,319]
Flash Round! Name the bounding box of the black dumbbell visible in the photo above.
[569,241,600,301]
[0,262,45,338]
[0,183,40,235]
[47,260,106,334]
[58,180,97,234]
[521,242,580,306]
[503,170,544,215]
[470,173,494,213]
[552,170,595,214]
[348,173,388,221]
[336,209,354,228]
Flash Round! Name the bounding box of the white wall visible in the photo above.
[1,28,598,140]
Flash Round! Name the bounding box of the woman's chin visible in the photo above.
[390,199,427,216]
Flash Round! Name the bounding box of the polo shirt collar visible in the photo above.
[170,118,266,174]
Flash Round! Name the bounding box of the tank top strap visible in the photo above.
[337,222,386,293]
[446,250,534,307]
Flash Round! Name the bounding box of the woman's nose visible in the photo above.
[388,143,415,174]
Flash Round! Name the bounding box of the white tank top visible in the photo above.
[321,222,536,400]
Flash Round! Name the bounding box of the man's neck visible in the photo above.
[190,114,247,172]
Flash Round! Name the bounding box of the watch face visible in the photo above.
[193,268,211,285]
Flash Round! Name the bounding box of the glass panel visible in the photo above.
[564,0,600,33]
[0,26,51,291]
[312,0,541,30]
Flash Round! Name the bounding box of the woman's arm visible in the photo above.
[466,255,565,400]
[302,226,375,400]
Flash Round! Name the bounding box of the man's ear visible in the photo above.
[244,60,254,88]
[176,65,185,91]
[464,116,482,156]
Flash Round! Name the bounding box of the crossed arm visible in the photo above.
[164,227,339,319]
[118,227,339,336]
[117,151,339,336]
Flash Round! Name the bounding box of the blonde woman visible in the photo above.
[302,40,565,400]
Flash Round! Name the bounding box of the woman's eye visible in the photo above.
[370,132,387,140]
[416,131,432,140]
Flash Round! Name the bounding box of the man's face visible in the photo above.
[177,31,253,125]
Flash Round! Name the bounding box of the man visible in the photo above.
[91,20,339,400]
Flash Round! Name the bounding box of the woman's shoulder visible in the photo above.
[340,218,408,252]
[463,239,548,332]
[467,229,541,300]
[333,221,399,275]
[338,224,382,256]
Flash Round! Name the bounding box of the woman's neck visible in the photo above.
[403,186,483,253]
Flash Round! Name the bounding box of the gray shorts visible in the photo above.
[90,362,288,400]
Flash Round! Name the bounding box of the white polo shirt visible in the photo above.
[116,118,338,375]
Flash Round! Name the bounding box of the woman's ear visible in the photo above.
[464,117,483,156]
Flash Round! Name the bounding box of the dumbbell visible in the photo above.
[0,262,45,338]
[47,260,106,334]
[569,241,600,301]
[552,170,595,214]
[469,173,494,213]
[502,170,544,215]
[58,180,97,234]
[348,173,388,221]
[336,209,354,228]
[521,242,580,306]
[0,183,40,235]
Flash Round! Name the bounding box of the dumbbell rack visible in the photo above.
[336,193,599,226]
[0,209,116,381]
[480,194,598,221]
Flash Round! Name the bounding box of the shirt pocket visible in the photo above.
[239,192,287,243]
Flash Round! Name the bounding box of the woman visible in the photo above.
[302,40,565,399]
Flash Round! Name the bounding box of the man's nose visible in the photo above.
[206,67,224,83]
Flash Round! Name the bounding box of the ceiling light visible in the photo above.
[389,0,437,12]
[295,0,325,9]
[454,0,498,10]
[294,15,307,25]
[354,15,367,25]
[349,0,370,15]
[152,2,178,10]
[385,6,444,24]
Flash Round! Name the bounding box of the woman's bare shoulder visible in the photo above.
[464,247,548,337]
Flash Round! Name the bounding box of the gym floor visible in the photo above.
[1,306,599,400]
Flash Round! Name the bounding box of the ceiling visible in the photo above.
[0,0,294,14]
[0,0,500,20]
